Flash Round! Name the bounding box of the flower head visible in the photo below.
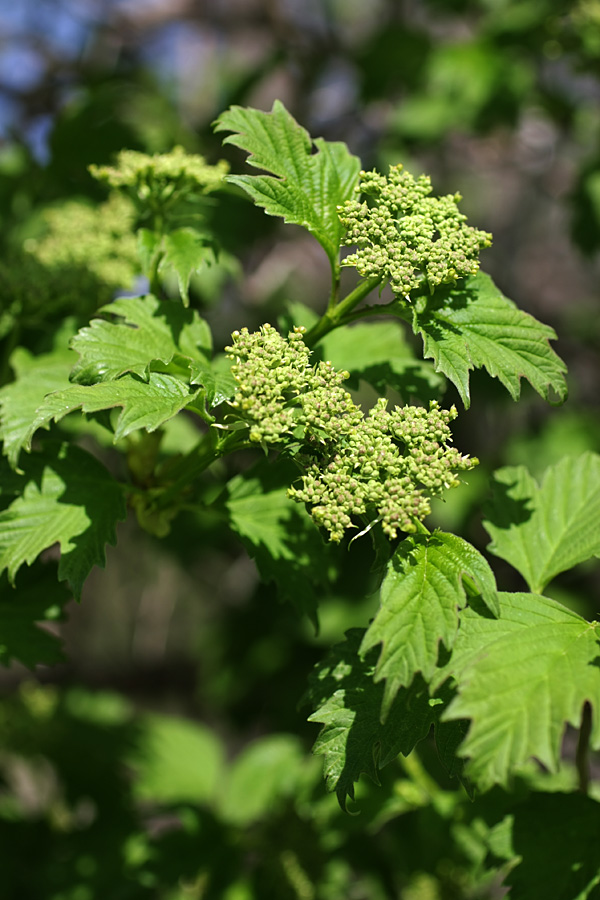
[226,326,477,542]
[338,164,492,299]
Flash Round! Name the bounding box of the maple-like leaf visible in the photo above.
[361,532,498,717]
[483,453,600,594]
[214,100,361,269]
[0,345,74,467]
[70,294,212,384]
[0,442,126,596]
[406,272,567,407]
[24,373,201,448]
[438,592,600,790]
[160,227,216,306]
[307,629,436,806]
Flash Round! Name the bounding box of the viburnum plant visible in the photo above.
[1,101,600,897]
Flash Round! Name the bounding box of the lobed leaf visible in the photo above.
[483,453,600,594]
[70,294,212,384]
[406,272,567,407]
[361,532,498,718]
[214,100,361,269]
[160,227,216,306]
[0,345,75,468]
[24,373,201,448]
[0,442,126,597]
[439,592,600,790]
[307,629,436,806]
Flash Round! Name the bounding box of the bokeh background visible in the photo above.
[1,2,600,898]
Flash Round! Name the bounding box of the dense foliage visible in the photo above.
[1,3,600,898]
[1,96,599,899]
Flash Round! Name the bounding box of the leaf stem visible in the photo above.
[151,428,249,511]
[576,701,592,795]
[304,275,381,347]
[326,262,341,315]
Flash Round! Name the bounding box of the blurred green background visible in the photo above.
[1,1,599,897]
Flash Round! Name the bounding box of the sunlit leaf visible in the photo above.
[215,100,361,269]
[483,453,600,594]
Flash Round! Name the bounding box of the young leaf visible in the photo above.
[224,460,336,620]
[70,294,212,384]
[131,714,224,804]
[483,453,600,594]
[24,373,201,449]
[220,735,310,826]
[214,100,361,269]
[440,592,600,790]
[0,442,126,597]
[0,346,75,468]
[189,354,237,407]
[361,532,498,718]
[307,629,435,806]
[405,272,567,407]
[0,566,70,668]
[160,227,216,306]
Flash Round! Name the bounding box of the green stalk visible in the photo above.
[325,261,341,314]
[304,275,381,347]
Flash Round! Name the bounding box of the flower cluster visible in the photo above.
[226,326,476,542]
[338,164,492,298]
[90,147,229,200]
[24,193,138,291]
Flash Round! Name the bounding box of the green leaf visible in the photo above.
[220,735,310,826]
[131,714,224,804]
[0,565,70,668]
[189,353,237,407]
[361,532,498,718]
[483,453,600,594]
[440,592,600,790]
[160,227,215,306]
[0,346,75,468]
[0,442,126,597]
[308,629,436,806]
[24,373,200,448]
[214,100,361,269]
[70,294,212,384]
[319,320,445,400]
[406,272,567,407]
[224,460,336,620]
[493,793,600,900]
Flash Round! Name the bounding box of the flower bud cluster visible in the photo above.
[24,194,138,291]
[90,147,229,202]
[226,326,476,542]
[338,164,492,298]
[226,324,312,443]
